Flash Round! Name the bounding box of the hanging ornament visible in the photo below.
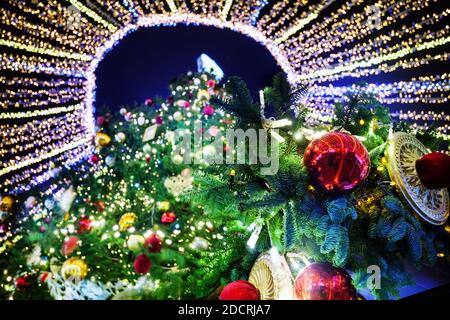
[303,132,370,193]
[115,132,126,143]
[161,212,177,224]
[207,79,216,88]
[96,116,105,127]
[197,89,210,101]
[190,236,209,250]
[103,155,115,169]
[145,234,162,253]
[78,216,93,233]
[207,126,220,137]
[203,105,215,116]
[61,257,88,280]
[137,116,146,126]
[181,168,192,177]
[173,111,183,122]
[171,154,184,165]
[155,116,164,125]
[386,132,449,225]
[219,280,261,300]
[164,174,194,196]
[145,98,153,106]
[95,132,111,147]
[134,254,151,274]
[15,276,30,290]
[57,186,76,213]
[0,195,14,213]
[119,212,138,232]
[156,201,170,212]
[248,250,294,300]
[143,124,158,142]
[119,108,127,116]
[294,262,356,300]
[127,235,145,252]
[26,244,42,266]
[89,154,101,164]
[24,196,37,209]
[61,236,80,256]
[93,201,106,212]
[44,198,55,210]
[143,144,152,155]
[415,152,450,190]
[124,112,133,122]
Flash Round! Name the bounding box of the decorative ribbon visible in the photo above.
[259,90,292,143]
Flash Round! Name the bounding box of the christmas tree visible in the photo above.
[0,69,448,300]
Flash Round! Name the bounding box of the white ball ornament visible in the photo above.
[137,116,146,126]
[44,198,55,210]
[193,78,201,86]
[143,144,152,155]
[172,154,184,165]
[25,196,37,209]
[173,111,183,122]
[119,108,127,116]
[115,132,126,143]
[124,112,133,122]
[127,235,145,252]
[105,155,116,167]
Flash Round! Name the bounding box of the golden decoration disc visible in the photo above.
[385,132,449,225]
[248,251,294,300]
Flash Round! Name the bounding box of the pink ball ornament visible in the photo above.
[203,105,215,116]
[207,79,216,88]
[96,116,105,127]
[145,98,153,106]
[155,116,164,125]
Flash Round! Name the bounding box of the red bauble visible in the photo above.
[96,116,105,127]
[78,216,93,233]
[294,262,356,300]
[134,254,151,274]
[61,236,80,256]
[219,280,260,300]
[90,154,101,165]
[161,212,177,224]
[145,98,153,106]
[15,276,30,289]
[415,152,450,190]
[93,200,106,212]
[303,132,370,193]
[145,234,162,253]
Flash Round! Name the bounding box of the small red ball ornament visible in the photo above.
[145,234,162,253]
[161,212,177,224]
[145,98,153,106]
[78,216,93,233]
[303,132,370,193]
[15,276,30,289]
[294,262,356,300]
[93,201,106,212]
[89,154,101,165]
[415,152,450,190]
[134,254,151,274]
[219,280,260,300]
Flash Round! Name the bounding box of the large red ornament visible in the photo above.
[219,280,260,300]
[61,236,80,256]
[294,262,356,300]
[415,152,450,190]
[145,234,162,253]
[134,254,151,274]
[303,132,370,193]
[15,276,30,289]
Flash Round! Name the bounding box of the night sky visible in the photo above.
[95,25,282,111]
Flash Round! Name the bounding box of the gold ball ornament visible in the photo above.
[61,257,88,280]
[156,201,170,212]
[197,89,210,101]
[0,196,14,213]
[95,132,112,147]
[119,212,138,232]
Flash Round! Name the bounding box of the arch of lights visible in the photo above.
[0,0,449,194]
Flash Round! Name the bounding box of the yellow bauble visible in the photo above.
[61,257,88,280]
[119,212,138,231]
[197,89,210,101]
[156,201,170,212]
[0,196,14,213]
[96,132,112,147]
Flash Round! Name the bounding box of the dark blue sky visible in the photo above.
[95,25,282,110]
